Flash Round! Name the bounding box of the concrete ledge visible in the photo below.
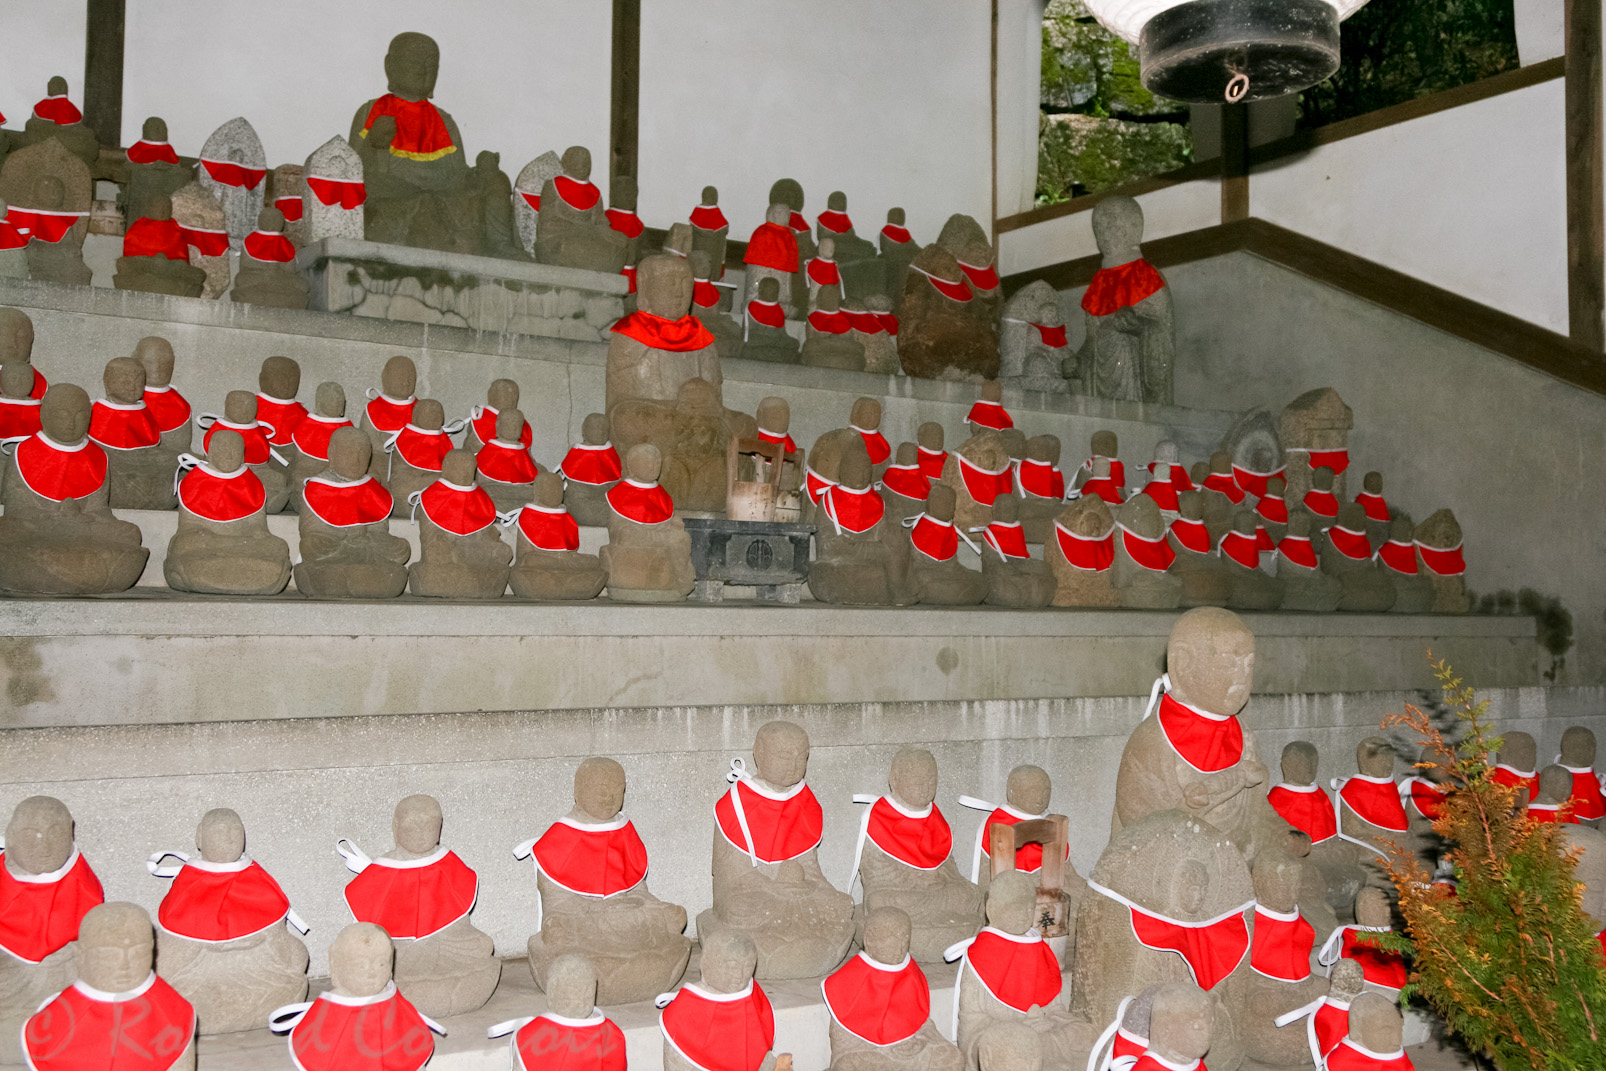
[297,237,632,297]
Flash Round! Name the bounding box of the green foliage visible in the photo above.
[1038,113,1190,199]
[1300,0,1521,127]
[1381,657,1606,1070]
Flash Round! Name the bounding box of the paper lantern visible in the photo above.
[1085,0,1373,103]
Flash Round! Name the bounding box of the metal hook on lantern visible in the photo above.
[1225,71,1250,103]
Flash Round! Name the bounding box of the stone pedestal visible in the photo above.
[683,517,815,603]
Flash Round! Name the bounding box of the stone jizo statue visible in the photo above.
[1073,197,1173,404]
[823,906,962,1071]
[165,429,292,595]
[407,448,511,599]
[508,472,608,600]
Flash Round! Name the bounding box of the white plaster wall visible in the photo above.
[1514,0,1565,65]
[119,1,612,177]
[997,176,1221,275]
[996,0,1048,220]
[1252,77,1569,332]
[0,4,87,128]
[637,0,994,247]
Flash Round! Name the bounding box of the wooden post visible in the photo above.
[1566,0,1604,351]
[82,0,126,148]
[991,0,1000,248]
[610,0,641,188]
[1221,102,1249,223]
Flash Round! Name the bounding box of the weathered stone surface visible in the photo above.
[123,117,192,227]
[508,473,607,600]
[0,137,92,286]
[304,136,365,244]
[899,245,998,380]
[1076,196,1173,404]
[170,181,231,300]
[514,151,562,255]
[599,444,695,601]
[408,449,512,599]
[1415,507,1471,613]
[1001,280,1071,394]
[1279,388,1353,505]
[197,116,266,244]
[293,427,409,598]
[1046,493,1120,607]
[534,147,627,274]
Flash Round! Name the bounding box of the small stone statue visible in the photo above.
[879,207,917,314]
[1074,197,1173,404]
[880,442,931,523]
[607,176,645,287]
[490,954,627,1071]
[1322,503,1394,612]
[255,355,308,463]
[20,77,100,167]
[557,412,621,527]
[1241,853,1329,1069]
[689,185,729,275]
[742,275,801,364]
[1280,388,1353,507]
[1330,992,1409,1071]
[302,136,366,246]
[1253,474,1289,543]
[939,429,1015,533]
[534,146,627,273]
[147,808,308,1034]
[1492,731,1540,803]
[898,244,998,379]
[89,355,174,509]
[196,116,267,243]
[772,177,818,311]
[809,442,915,606]
[1074,431,1127,497]
[1265,743,1362,917]
[1222,510,1282,610]
[600,443,694,601]
[474,407,540,513]
[21,904,195,1071]
[907,483,988,605]
[743,204,803,322]
[231,207,309,308]
[508,472,608,600]
[0,138,93,285]
[699,720,857,979]
[123,116,192,224]
[1277,511,1343,612]
[273,922,441,1071]
[408,448,512,599]
[337,794,499,1017]
[115,193,208,296]
[1294,466,1341,536]
[806,236,843,308]
[205,390,292,513]
[1316,888,1408,999]
[1136,983,1214,1071]
[1334,738,1407,889]
[0,385,149,595]
[802,285,866,371]
[1559,727,1606,827]
[0,311,48,407]
[137,337,192,454]
[1353,471,1392,545]
[170,180,231,298]
[1000,280,1072,393]
[817,190,880,285]
[0,360,41,452]
[1168,490,1229,609]
[852,294,902,374]
[917,421,949,481]
[980,493,1056,608]
[960,764,1071,887]
[516,756,691,1003]
[1046,493,1120,608]
[658,930,777,1071]
[937,214,1002,317]
[382,398,452,516]
[1556,781,1606,927]
[1374,516,1432,613]
[289,382,354,511]
[1111,494,1181,609]
[0,796,105,1065]
[690,250,742,359]
[1413,508,1470,612]
[359,355,417,480]
[824,907,963,1071]
[1074,456,1123,506]
[294,427,410,598]
[165,430,292,594]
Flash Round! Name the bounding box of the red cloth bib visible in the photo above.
[957,455,1012,506]
[1326,1039,1414,1071]
[823,484,886,534]
[288,985,437,1071]
[1094,882,1250,990]
[0,218,24,251]
[1255,493,1288,526]
[157,858,291,941]
[660,983,775,1071]
[1279,535,1318,569]
[692,279,721,309]
[9,208,84,244]
[1564,766,1606,821]
[1333,926,1409,992]
[808,309,851,335]
[1491,764,1539,801]
[1416,542,1465,576]
[744,223,800,273]
[862,798,952,869]
[517,506,580,552]
[1055,522,1114,572]
[1157,693,1244,773]
[560,442,621,485]
[365,394,415,434]
[13,434,108,502]
[0,396,42,441]
[32,95,83,125]
[1131,1056,1205,1071]
[1376,539,1417,575]
[805,467,836,505]
[878,313,900,335]
[715,779,824,862]
[514,1014,627,1071]
[179,225,229,257]
[1016,458,1064,500]
[1082,259,1165,316]
[554,175,601,211]
[1311,998,1351,1061]
[855,427,891,465]
[756,427,797,454]
[1255,525,1274,556]
[850,309,890,336]
[1267,783,1338,844]
[1294,448,1350,476]
[475,439,538,484]
[1328,525,1373,561]
[822,953,931,1047]
[607,479,675,524]
[910,514,959,561]
[1220,530,1260,569]
[917,447,948,482]
[1250,905,1313,981]
[1202,472,1246,505]
[363,94,457,161]
[520,191,542,213]
[178,464,266,522]
[1169,517,1212,554]
[128,139,180,165]
[302,477,394,527]
[1232,464,1285,499]
[1028,322,1068,348]
[274,195,304,223]
[961,928,1062,1012]
[606,208,644,239]
[1402,777,1447,822]
[977,807,1066,871]
[881,224,912,244]
[817,209,853,234]
[1338,776,1408,832]
[200,158,267,189]
[467,405,532,449]
[418,480,498,535]
[124,217,191,261]
[0,848,104,962]
[806,257,840,287]
[255,395,307,446]
[1121,525,1176,572]
[392,425,453,474]
[1142,475,1179,512]
[1355,491,1390,523]
[1077,476,1122,505]
[529,818,648,896]
[611,311,715,351]
[786,212,809,233]
[958,260,999,291]
[914,266,972,302]
[89,401,160,451]
[1528,803,1579,824]
[746,300,787,329]
[343,848,478,939]
[203,419,274,465]
[966,400,1012,431]
[1302,489,1339,518]
[307,176,367,209]
[880,464,929,501]
[25,976,194,1071]
[983,521,1030,560]
[292,414,353,461]
[245,230,296,263]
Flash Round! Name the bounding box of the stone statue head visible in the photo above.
[329,427,371,479]
[1176,488,1202,522]
[1117,491,1164,538]
[132,336,173,387]
[985,870,1037,934]
[145,193,174,223]
[850,396,881,430]
[1388,515,1414,542]
[1536,764,1572,806]
[224,390,257,426]
[827,190,848,212]
[314,381,346,418]
[484,378,519,412]
[837,441,872,493]
[862,906,912,965]
[574,757,626,821]
[385,32,440,102]
[756,396,789,435]
[1091,196,1144,258]
[817,236,836,262]
[1330,958,1364,1001]
[1348,993,1403,1054]
[196,807,246,863]
[753,720,809,790]
[1230,510,1255,538]
[927,482,957,522]
[547,954,598,1019]
[581,412,610,445]
[256,206,286,233]
[47,75,69,97]
[975,1024,1041,1071]
[1190,461,1209,486]
[700,185,718,206]
[1025,435,1060,465]
[918,422,943,451]
[1250,855,1300,913]
[689,250,714,283]
[888,747,938,810]
[1060,492,1113,537]
[0,360,33,399]
[5,796,73,875]
[700,929,758,994]
[209,429,246,473]
[561,146,592,181]
[40,384,92,444]
[1416,509,1463,550]
[638,254,694,319]
[494,407,526,446]
[1562,726,1597,767]
[393,794,443,855]
[612,175,638,211]
[1363,470,1383,494]
[1498,730,1537,772]
[330,922,393,997]
[1208,451,1231,477]
[994,491,1020,524]
[1280,741,1318,786]
[1356,736,1395,779]
[1311,466,1335,492]
[769,178,804,211]
[103,357,146,405]
[764,203,790,227]
[1335,502,1367,533]
[1354,886,1390,928]
[76,903,154,994]
[413,399,445,432]
[1091,456,1111,480]
[1286,511,1312,538]
[754,278,781,307]
[441,448,475,487]
[1166,608,1255,719]
[1006,764,1051,815]
[381,355,416,399]
[1265,475,1285,500]
[1091,430,1118,458]
[142,116,167,141]
[868,292,892,314]
[0,308,35,366]
[532,471,564,508]
[623,443,662,483]
[1149,982,1211,1062]
[887,206,906,226]
[259,356,300,400]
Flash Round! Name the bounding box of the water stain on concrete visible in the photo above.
[0,638,55,712]
[935,646,959,675]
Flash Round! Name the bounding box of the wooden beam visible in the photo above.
[1220,103,1249,223]
[990,0,1000,247]
[609,0,641,187]
[82,0,126,148]
[1566,0,1605,351]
